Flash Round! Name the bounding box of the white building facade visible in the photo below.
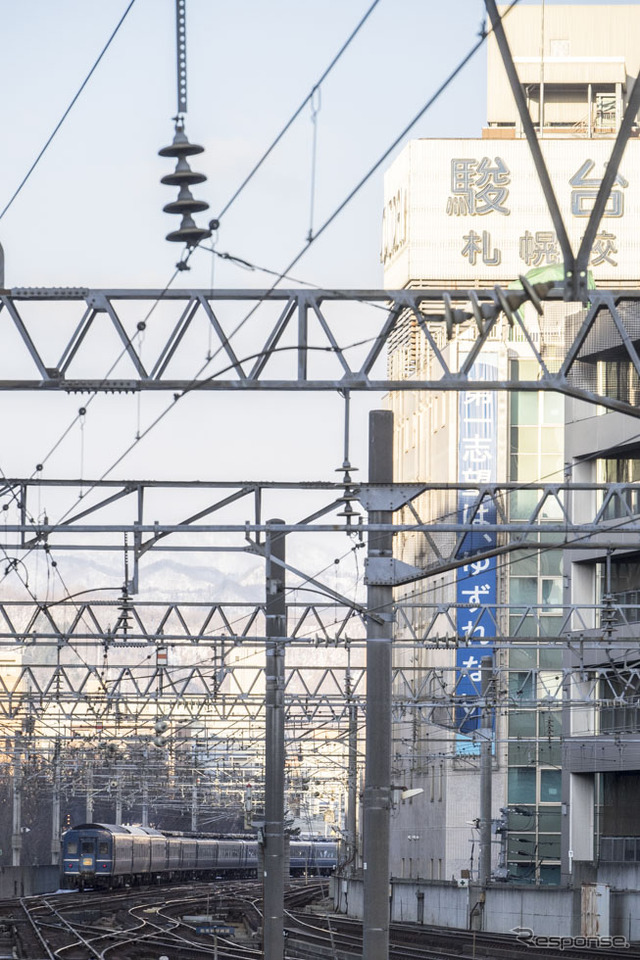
[383,3,640,889]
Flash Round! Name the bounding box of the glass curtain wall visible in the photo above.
[506,359,564,884]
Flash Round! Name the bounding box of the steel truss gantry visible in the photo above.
[2,286,640,416]
[0,593,636,727]
[1,477,638,590]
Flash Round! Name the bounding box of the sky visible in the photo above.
[0,0,629,600]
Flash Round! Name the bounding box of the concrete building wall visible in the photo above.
[334,876,576,936]
[483,884,573,936]
[0,865,60,898]
[488,5,640,128]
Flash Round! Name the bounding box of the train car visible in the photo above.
[289,840,337,876]
[310,840,337,875]
[61,823,337,889]
[62,823,135,889]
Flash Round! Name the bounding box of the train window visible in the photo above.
[99,842,109,856]
[81,841,94,855]
[66,842,77,854]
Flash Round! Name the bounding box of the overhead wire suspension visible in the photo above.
[159,0,212,248]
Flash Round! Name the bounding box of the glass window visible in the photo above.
[508,767,536,803]
[508,835,536,862]
[510,578,538,604]
[539,711,562,738]
[539,647,563,669]
[540,551,562,576]
[541,455,564,483]
[81,840,94,855]
[66,841,77,855]
[507,807,535,830]
[509,615,538,638]
[99,842,109,856]
[538,741,562,765]
[509,711,537,737]
[512,359,540,382]
[510,647,537,669]
[509,553,539,576]
[538,834,561,859]
[512,454,541,482]
[515,426,540,455]
[538,672,562,700]
[539,864,561,885]
[508,742,535,765]
[509,489,540,520]
[539,616,565,638]
[541,578,563,606]
[538,807,562,832]
[543,392,564,423]
[511,392,539,425]
[509,671,535,701]
[508,861,537,881]
[541,425,564,452]
[540,769,562,802]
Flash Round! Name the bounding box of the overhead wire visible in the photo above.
[215,0,383,221]
[44,1,521,522]
[3,0,623,751]
[0,0,137,224]
[9,1,521,558]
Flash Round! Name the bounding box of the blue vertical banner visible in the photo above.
[455,358,497,754]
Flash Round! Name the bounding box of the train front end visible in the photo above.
[62,824,114,888]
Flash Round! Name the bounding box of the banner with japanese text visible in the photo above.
[455,358,498,755]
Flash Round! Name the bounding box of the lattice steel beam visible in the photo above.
[1,287,640,416]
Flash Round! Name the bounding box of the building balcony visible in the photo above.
[565,735,640,773]
[600,836,640,862]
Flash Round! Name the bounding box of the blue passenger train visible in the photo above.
[61,823,337,889]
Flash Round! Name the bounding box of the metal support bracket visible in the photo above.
[357,483,425,512]
[365,556,425,586]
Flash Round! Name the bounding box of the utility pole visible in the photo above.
[51,737,61,865]
[12,733,22,867]
[263,519,286,960]
[86,758,94,823]
[115,760,123,824]
[478,656,493,886]
[142,751,150,828]
[346,668,358,872]
[362,410,394,960]
[191,744,198,832]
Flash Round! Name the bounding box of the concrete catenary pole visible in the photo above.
[86,758,94,824]
[478,657,493,885]
[191,746,199,832]
[362,410,394,960]
[346,670,358,871]
[51,737,61,865]
[141,763,149,828]
[115,761,123,824]
[12,733,22,867]
[263,519,286,960]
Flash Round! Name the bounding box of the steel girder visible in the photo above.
[2,477,640,553]
[2,287,640,415]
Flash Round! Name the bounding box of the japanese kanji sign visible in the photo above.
[382,139,640,286]
[455,358,497,755]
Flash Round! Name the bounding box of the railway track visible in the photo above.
[0,879,326,959]
[283,909,640,960]
[10,882,636,960]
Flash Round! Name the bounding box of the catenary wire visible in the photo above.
[0,0,137,223]
[216,0,383,221]
[45,1,521,520]
[9,1,521,551]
